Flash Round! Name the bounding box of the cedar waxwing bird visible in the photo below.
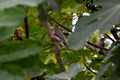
[53,25,67,48]
[14,29,23,40]
[96,38,105,55]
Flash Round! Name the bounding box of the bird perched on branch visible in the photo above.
[14,26,25,41]
[50,25,67,48]
[96,38,105,55]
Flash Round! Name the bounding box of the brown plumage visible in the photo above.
[53,25,67,48]
[96,38,105,55]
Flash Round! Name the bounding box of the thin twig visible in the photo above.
[111,28,120,41]
[84,62,97,75]
[84,61,106,78]
[104,34,114,42]
[87,41,108,50]
[50,16,72,33]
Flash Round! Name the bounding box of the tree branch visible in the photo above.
[44,21,66,72]
[84,62,97,75]
[53,44,66,72]
[87,41,108,50]
[111,28,120,41]
[50,16,72,33]
[104,34,115,42]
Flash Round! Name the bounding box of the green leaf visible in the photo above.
[61,0,77,8]
[0,40,42,63]
[109,45,120,64]
[46,72,69,80]
[46,63,85,80]
[0,54,46,80]
[8,54,46,78]
[68,0,120,50]
[38,4,48,23]
[95,62,112,80]
[0,7,25,41]
[0,0,43,10]
[62,49,90,64]
[24,66,46,78]
[107,65,120,80]
[0,64,26,80]
[45,0,61,11]
[94,0,120,7]
[90,58,103,70]
[0,27,16,41]
[104,43,119,61]
[75,0,83,3]
[75,71,86,80]
[68,63,85,78]
[0,7,25,27]
[107,74,120,80]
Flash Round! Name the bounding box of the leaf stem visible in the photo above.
[24,16,29,39]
